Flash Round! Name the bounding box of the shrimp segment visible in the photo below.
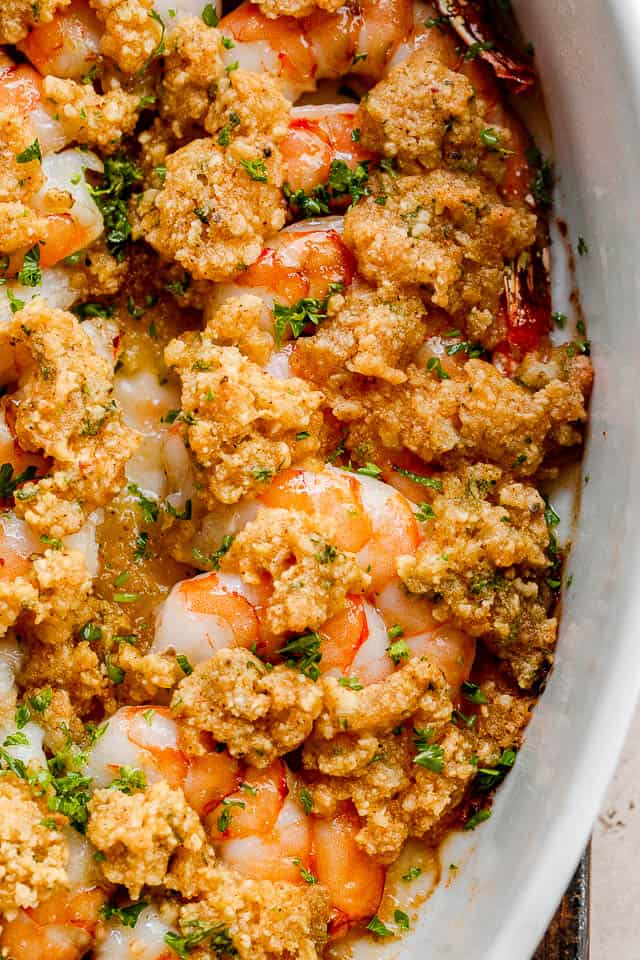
[0,62,67,155]
[220,0,412,100]
[282,105,377,196]
[313,805,386,935]
[0,888,107,960]
[17,0,102,82]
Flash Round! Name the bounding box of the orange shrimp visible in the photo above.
[282,105,377,198]
[220,0,413,100]
[313,803,386,936]
[17,0,102,82]
[0,887,108,960]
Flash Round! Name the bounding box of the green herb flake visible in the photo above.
[202,3,219,25]
[100,900,148,928]
[29,687,52,713]
[176,654,193,675]
[464,807,492,831]
[401,865,422,882]
[387,638,409,666]
[109,766,146,794]
[18,245,41,287]
[367,916,394,938]
[16,139,42,164]
[461,681,488,705]
[278,631,322,681]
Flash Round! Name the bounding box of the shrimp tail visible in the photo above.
[503,243,551,352]
[435,0,536,93]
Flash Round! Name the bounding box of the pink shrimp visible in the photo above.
[17,0,102,82]
[219,0,413,101]
[154,465,474,690]
[206,757,385,933]
[282,104,377,199]
[0,887,108,960]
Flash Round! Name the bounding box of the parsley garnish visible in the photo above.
[29,687,52,713]
[109,766,146,794]
[16,139,42,164]
[474,747,517,791]
[240,158,268,182]
[216,797,245,833]
[128,482,159,524]
[426,356,450,380]
[367,916,394,938]
[387,637,409,666]
[192,534,235,571]
[0,463,37,499]
[278,631,322,680]
[100,900,148,928]
[165,922,236,958]
[415,502,435,522]
[176,654,193,675]
[89,156,143,261]
[299,787,313,814]
[464,807,492,830]
[338,676,363,690]
[202,3,219,25]
[401,865,422,882]
[461,681,488,705]
[283,159,370,217]
[413,727,445,773]
[18,245,41,287]
[272,289,337,346]
[391,465,443,490]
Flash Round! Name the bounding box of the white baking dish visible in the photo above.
[349,1,640,956]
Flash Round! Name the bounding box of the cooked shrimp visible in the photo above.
[0,60,67,154]
[282,104,377,197]
[207,219,355,357]
[0,268,77,325]
[220,0,412,101]
[0,513,44,580]
[313,803,386,936]
[0,830,107,960]
[84,704,241,817]
[17,0,102,82]
[29,149,105,267]
[85,705,189,789]
[94,904,176,960]
[207,758,385,933]
[115,371,180,497]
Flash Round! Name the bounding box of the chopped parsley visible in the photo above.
[176,654,193,675]
[391,465,443,490]
[577,236,589,256]
[367,916,394,938]
[526,146,554,207]
[474,747,517,791]
[356,462,382,478]
[394,910,410,931]
[128,482,159,524]
[464,807,492,831]
[338,676,363,690]
[29,687,52,713]
[109,766,146,794]
[460,681,488,705]
[401,865,422,882]
[16,139,42,164]
[239,158,269,182]
[217,797,245,833]
[283,159,370,217]
[415,502,435,522]
[387,638,409,666]
[426,356,450,380]
[272,283,342,346]
[165,921,236,958]
[278,631,322,681]
[100,900,148,928]
[202,3,219,25]
[0,462,37,499]
[413,727,445,773]
[192,534,235,571]
[88,156,143,261]
[18,245,42,287]
[299,787,313,814]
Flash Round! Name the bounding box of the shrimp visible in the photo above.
[0,60,67,154]
[84,704,242,817]
[115,371,180,498]
[207,757,385,934]
[94,904,176,960]
[154,465,474,689]
[207,219,355,355]
[219,0,413,101]
[17,0,102,82]
[281,104,377,199]
[0,885,108,960]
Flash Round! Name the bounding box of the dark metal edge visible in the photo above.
[532,844,590,960]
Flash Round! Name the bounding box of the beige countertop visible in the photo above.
[591,705,640,957]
